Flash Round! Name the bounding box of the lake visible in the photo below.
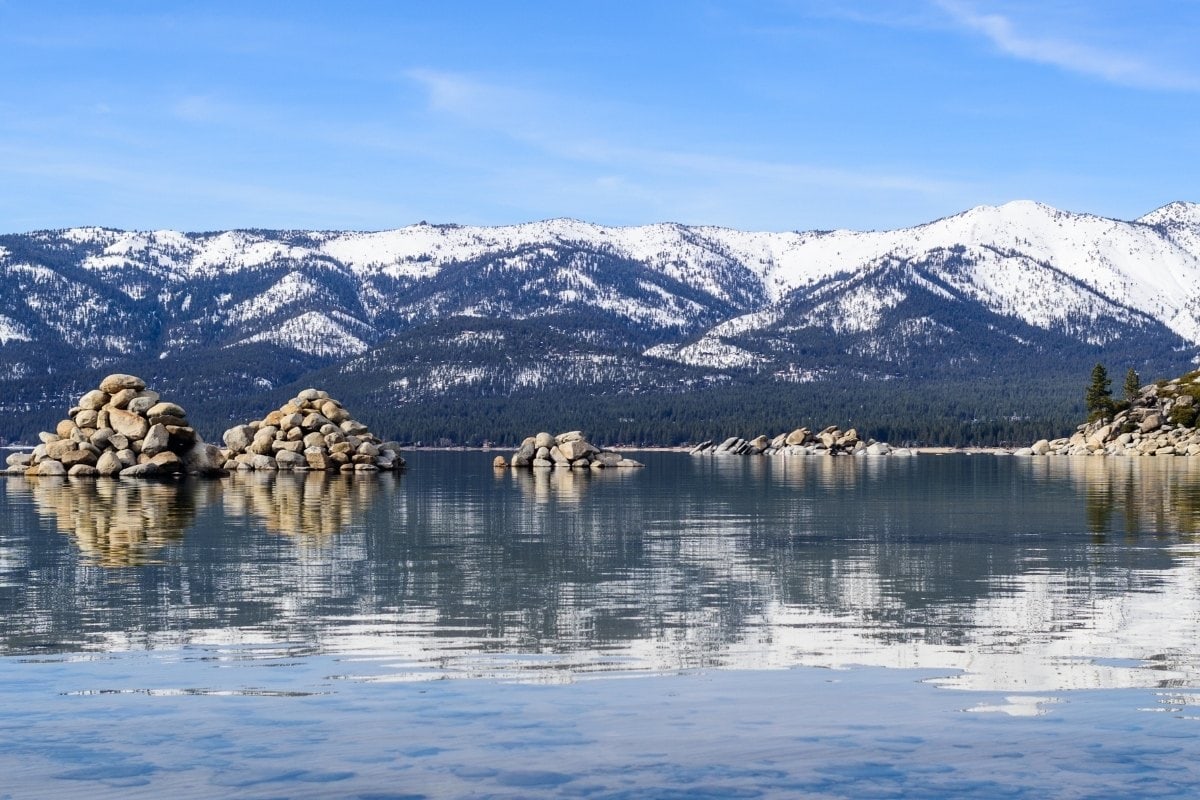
[2,451,1199,798]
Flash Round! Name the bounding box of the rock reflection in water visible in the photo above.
[17,477,205,567]
[221,471,394,539]
[504,464,634,505]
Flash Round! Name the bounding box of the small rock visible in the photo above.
[45,439,78,460]
[120,463,161,478]
[127,392,160,415]
[60,449,97,468]
[78,389,110,410]
[275,450,307,468]
[33,459,67,476]
[96,451,122,476]
[146,402,187,419]
[5,452,33,467]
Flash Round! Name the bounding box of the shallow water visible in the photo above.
[2,452,1199,797]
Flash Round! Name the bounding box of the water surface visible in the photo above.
[2,453,1199,797]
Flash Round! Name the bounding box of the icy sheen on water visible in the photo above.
[2,452,1200,797]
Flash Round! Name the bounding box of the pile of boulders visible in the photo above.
[220,389,405,472]
[4,374,222,478]
[691,426,910,457]
[494,431,644,469]
[1018,373,1200,457]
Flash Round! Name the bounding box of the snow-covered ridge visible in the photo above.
[11,200,1200,366]
[43,198,1200,306]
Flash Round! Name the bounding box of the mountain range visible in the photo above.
[2,200,1198,445]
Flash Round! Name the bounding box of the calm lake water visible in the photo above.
[2,451,1200,798]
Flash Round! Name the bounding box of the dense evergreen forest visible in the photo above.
[348,376,1086,448]
[0,351,1141,450]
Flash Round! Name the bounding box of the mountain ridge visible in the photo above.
[2,200,1198,446]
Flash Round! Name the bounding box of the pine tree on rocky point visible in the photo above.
[1123,368,1141,403]
[1085,363,1113,420]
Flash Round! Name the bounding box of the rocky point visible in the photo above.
[1018,370,1200,457]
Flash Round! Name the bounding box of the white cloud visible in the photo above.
[937,0,1200,91]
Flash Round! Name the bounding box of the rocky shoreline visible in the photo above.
[690,426,912,457]
[494,431,644,469]
[1017,373,1200,457]
[14,369,1200,475]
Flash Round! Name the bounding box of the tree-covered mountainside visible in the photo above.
[1,201,1199,446]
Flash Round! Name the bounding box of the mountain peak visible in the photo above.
[1138,201,1200,227]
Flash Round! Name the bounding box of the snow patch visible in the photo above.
[235,312,369,357]
[645,337,765,369]
[0,315,31,344]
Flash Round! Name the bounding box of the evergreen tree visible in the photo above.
[1085,363,1113,420]
[1123,367,1141,402]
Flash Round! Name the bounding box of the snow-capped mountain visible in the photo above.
[1,200,1197,444]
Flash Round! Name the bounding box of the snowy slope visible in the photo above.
[32,200,1200,347]
[693,201,1200,342]
[1,200,1198,409]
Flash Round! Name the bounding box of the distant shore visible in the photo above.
[0,443,1035,456]
[403,445,1019,455]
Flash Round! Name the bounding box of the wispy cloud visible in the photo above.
[404,69,961,199]
[937,0,1200,91]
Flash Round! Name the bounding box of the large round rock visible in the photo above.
[99,374,146,394]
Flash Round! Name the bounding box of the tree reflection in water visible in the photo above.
[5,454,1200,692]
[1051,456,1200,537]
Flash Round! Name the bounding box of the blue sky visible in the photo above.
[1,1,1197,232]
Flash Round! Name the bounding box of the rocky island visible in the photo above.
[4,374,223,477]
[220,390,405,472]
[690,425,911,457]
[2,378,403,477]
[494,431,644,469]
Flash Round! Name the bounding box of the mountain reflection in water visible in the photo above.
[2,452,1200,693]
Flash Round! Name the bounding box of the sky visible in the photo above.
[1,1,1197,233]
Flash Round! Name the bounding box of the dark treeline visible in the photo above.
[351,376,1083,448]
[1,375,1080,449]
